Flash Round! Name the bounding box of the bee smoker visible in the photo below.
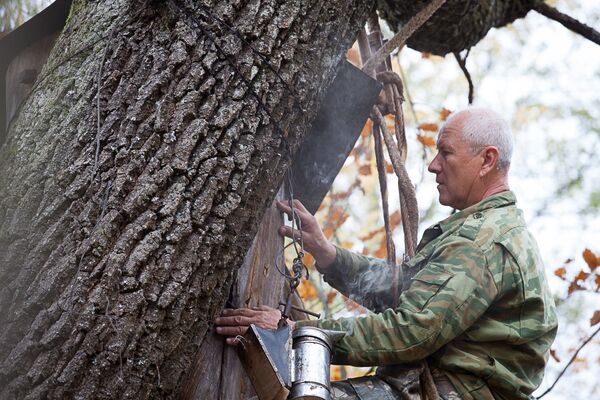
[289,326,345,400]
[236,324,344,400]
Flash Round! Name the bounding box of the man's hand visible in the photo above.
[215,306,296,345]
[276,200,337,269]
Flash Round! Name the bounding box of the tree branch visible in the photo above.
[362,0,447,75]
[533,1,600,46]
[453,50,474,105]
[538,324,600,398]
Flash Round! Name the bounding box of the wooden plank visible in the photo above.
[183,190,288,400]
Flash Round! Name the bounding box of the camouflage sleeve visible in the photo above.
[318,245,395,312]
[298,239,498,366]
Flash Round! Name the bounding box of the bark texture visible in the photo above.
[377,0,535,55]
[0,0,372,398]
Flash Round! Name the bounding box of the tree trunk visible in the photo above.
[0,0,372,398]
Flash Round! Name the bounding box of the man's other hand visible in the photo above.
[276,200,336,269]
[215,306,295,345]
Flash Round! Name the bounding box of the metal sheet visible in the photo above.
[290,61,382,214]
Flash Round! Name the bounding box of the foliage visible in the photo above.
[0,0,52,32]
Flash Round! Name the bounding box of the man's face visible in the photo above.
[428,119,483,210]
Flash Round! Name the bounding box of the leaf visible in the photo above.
[416,134,436,148]
[439,108,452,121]
[595,274,600,290]
[297,280,318,301]
[323,227,334,239]
[360,119,373,138]
[330,365,343,381]
[358,165,371,176]
[554,267,567,279]
[550,349,561,363]
[385,115,395,131]
[583,248,599,271]
[417,123,439,132]
[591,310,600,326]
[567,281,584,295]
[574,270,590,283]
[386,163,394,173]
[326,291,336,305]
[346,47,361,66]
[374,239,387,259]
[303,253,315,270]
[421,52,431,59]
[329,207,349,227]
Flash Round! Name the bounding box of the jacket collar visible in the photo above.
[438,190,517,233]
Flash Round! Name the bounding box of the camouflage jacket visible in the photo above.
[296,191,558,400]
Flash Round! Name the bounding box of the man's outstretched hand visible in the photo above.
[215,306,295,345]
[215,200,330,344]
[276,199,337,269]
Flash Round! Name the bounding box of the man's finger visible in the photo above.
[252,305,276,311]
[277,200,310,222]
[215,315,255,326]
[276,200,292,216]
[278,225,303,240]
[221,308,256,317]
[216,326,247,336]
[292,199,310,213]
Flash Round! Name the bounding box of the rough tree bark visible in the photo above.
[0,0,371,398]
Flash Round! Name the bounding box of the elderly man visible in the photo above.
[215,108,558,400]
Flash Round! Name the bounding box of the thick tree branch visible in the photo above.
[363,0,447,75]
[533,1,600,46]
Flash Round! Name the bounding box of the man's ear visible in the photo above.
[480,146,499,176]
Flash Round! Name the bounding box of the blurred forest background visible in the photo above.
[2,1,599,398]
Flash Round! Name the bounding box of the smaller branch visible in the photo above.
[533,1,600,46]
[362,0,447,75]
[538,324,600,398]
[453,50,474,105]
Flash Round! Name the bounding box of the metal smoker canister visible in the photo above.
[289,326,345,400]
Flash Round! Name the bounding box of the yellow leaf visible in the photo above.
[374,240,387,259]
[591,310,600,327]
[439,108,452,121]
[358,165,371,176]
[550,349,561,363]
[360,119,373,138]
[568,281,584,295]
[331,365,343,381]
[417,123,439,132]
[554,267,567,279]
[297,280,318,301]
[574,270,590,283]
[583,248,599,270]
[346,47,361,66]
[303,253,315,269]
[416,134,436,148]
[326,291,336,305]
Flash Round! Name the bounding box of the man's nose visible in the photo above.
[428,154,440,174]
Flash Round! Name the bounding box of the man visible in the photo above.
[215,108,558,400]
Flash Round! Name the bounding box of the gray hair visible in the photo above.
[443,108,514,171]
